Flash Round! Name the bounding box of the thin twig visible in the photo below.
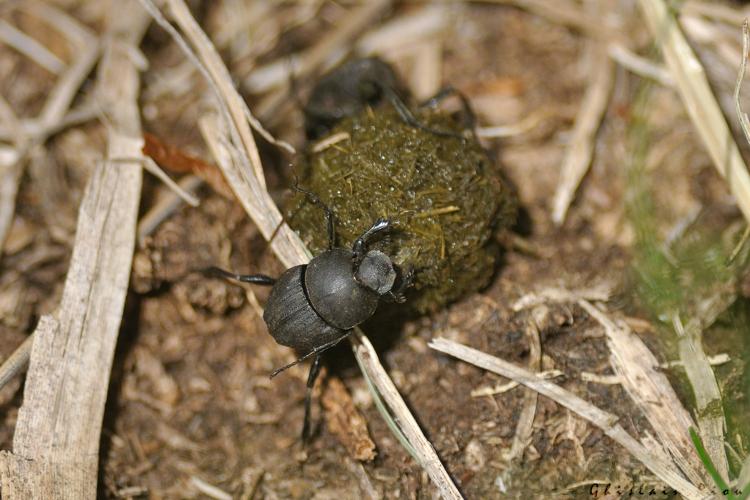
[139,157,200,207]
[352,331,462,499]
[607,43,674,86]
[137,175,203,244]
[552,42,614,225]
[0,335,32,392]
[0,19,64,74]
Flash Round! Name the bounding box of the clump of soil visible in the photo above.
[289,107,516,312]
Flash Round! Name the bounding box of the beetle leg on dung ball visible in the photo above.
[351,218,391,265]
[293,181,336,250]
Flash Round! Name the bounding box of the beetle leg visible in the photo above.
[270,331,352,378]
[301,354,323,443]
[293,181,336,250]
[386,266,415,303]
[382,85,465,140]
[204,266,276,285]
[418,85,476,131]
[351,218,391,265]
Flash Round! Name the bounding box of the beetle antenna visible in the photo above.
[269,331,351,378]
[292,179,336,250]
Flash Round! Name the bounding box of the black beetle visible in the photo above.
[209,188,411,440]
[304,57,471,141]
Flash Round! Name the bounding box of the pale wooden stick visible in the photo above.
[638,0,750,224]
[552,43,614,225]
[0,149,22,255]
[735,20,750,155]
[428,338,705,500]
[0,1,149,497]
[351,331,462,499]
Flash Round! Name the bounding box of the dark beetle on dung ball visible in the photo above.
[209,189,412,441]
[211,57,515,441]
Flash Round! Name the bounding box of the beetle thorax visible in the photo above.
[304,248,392,330]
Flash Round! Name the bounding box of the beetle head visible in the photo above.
[354,250,396,295]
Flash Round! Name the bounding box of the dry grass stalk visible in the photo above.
[672,314,729,480]
[137,175,203,244]
[552,42,614,225]
[0,1,149,496]
[504,311,542,462]
[190,476,232,500]
[351,331,462,499]
[143,1,462,497]
[638,0,750,224]
[428,338,705,499]
[577,300,710,486]
[479,0,608,40]
[607,43,674,86]
[0,18,64,74]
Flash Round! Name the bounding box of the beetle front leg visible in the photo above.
[352,218,391,265]
[302,354,323,443]
[387,266,414,303]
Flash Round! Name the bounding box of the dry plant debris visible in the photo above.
[0,0,748,498]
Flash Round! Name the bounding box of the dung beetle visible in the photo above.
[304,57,470,141]
[208,187,411,441]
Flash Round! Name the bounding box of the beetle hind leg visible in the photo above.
[302,354,323,443]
